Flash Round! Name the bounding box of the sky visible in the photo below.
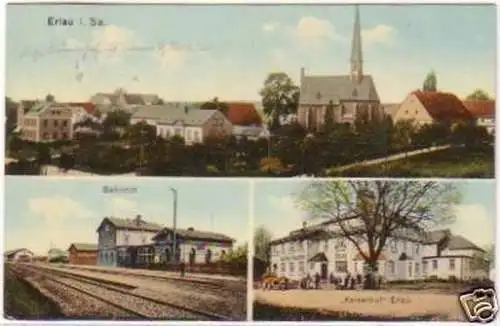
[6,4,496,103]
[4,177,250,255]
[254,180,496,248]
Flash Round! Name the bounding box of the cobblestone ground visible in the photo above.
[254,289,466,321]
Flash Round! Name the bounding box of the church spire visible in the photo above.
[350,5,363,84]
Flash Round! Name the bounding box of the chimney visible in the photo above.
[187,227,194,231]
[184,105,189,114]
[135,214,142,225]
[300,67,305,83]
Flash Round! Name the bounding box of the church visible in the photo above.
[297,6,384,131]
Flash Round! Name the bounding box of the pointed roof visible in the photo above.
[350,5,363,66]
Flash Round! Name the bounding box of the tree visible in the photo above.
[471,244,494,276]
[200,97,230,117]
[466,89,492,101]
[103,110,131,130]
[254,226,273,262]
[36,143,52,174]
[296,180,461,289]
[259,72,300,131]
[45,94,55,102]
[323,100,335,132]
[5,97,18,133]
[422,71,437,92]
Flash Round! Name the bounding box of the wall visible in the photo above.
[68,249,98,265]
[156,124,204,144]
[202,111,233,139]
[394,94,433,125]
[38,106,73,141]
[21,117,40,142]
[115,229,158,246]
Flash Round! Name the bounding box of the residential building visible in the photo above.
[269,221,486,282]
[463,100,495,134]
[66,102,97,126]
[233,125,269,140]
[130,105,233,144]
[297,6,383,131]
[15,100,38,132]
[19,102,74,142]
[67,243,98,265]
[225,102,263,127]
[90,89,161,106]
[393,91,473,126]
[4,248,34,262]
[96,215,163,267]
[151,227,235,265]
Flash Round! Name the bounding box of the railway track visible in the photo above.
[10,264,232,320]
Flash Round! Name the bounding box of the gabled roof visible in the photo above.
[98,216,163,232]
[68,243,98,252]
[153,227,235,243]
[412,91,473,121]
[446,235,485,252]
[300,74,380,105]
[132,105,219,126]
[308,252,328,262]
[64,102,95,114]
[226,102,262,126]
[462,100,495,118]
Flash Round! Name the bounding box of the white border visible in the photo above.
[1,1,499,326]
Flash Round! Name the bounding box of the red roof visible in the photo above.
[412,91,473,121]
[63,102,95,114]
[226,102,262,126]
[462,100,495,118]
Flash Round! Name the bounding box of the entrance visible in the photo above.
[321,263,328,279]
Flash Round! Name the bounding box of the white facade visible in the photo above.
[476,116,495,134]
[270,222,486,282]
[115,229,158,247]
[156,123,204,145]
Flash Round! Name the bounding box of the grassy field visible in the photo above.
[333,146,494,178]
[4,266,62,320]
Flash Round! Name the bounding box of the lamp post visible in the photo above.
[169,187,178,264]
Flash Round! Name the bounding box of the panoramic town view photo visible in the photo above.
[5,4,495,177]
[252,179,496,322]
[4,178,249,320]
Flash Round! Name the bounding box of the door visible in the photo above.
[321,263,328,279]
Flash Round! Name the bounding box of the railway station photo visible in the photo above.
[4,177,250,321]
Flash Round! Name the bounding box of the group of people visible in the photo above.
[300,272,383,290]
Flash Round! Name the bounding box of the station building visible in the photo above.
[68,243,98,265]
[96,215,235,267]
[269,220,487,282]
[4,248,34,262]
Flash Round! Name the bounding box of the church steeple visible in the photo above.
[350,5,363,84]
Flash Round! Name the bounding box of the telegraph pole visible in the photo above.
[169,187,178,263]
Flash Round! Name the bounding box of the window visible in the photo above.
[415,244,420,255]
[353,261,358,273]
[335,261,348,273]
[62,120,68,127]
[175,128,182,136]
[335,239,346,251]
[186,129,192,140]
[391,240,397,253]
[123,234,129,245]
[423,261,428,274]
[138,247,153,264]
[52,132,58,139]
[449,259,455,270]
[298,261,305,274]
[43,133,49,139]
[432,260,438,270]
[408,262,412,277]
[388,261,395,275]
[280,263,285,273]
[43,120,48,127]
[62,132,68,139]
[415,263,420,276]
[289,262,295,274]
[54,120,59,127]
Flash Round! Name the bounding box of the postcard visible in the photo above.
[4,177,249,321]
[252,179,497,322]
[5,4,495,178]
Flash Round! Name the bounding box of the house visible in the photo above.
[225,102,263,127]
[130,105,233,144]
[297,6,383,131]
[96,215,163,267]
[232,125,269,140]
[90,89,161,106]
[68,243,98,265]
[462,100,495,134]
[4,248,34,262]
[15,100,38,132]
[394,91,473,126]
[18,102,74,142]
[151,227,235,265]
[269,219,486,282]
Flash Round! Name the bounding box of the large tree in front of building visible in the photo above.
[254,226,273,263]
[259,72,299,131]
[296,180,461,289]
[466,89,492,100]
